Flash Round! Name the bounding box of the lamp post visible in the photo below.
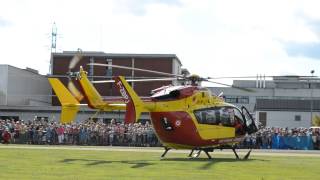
[310,70,315,126]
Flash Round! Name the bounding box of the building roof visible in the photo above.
[0,64,42,76]
[52,51,182,65]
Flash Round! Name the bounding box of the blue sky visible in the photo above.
[1,0,320,85]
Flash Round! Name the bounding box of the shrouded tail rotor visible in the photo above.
[69,48,83,70]
[67,49,84,101]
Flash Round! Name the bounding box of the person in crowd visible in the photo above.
[2,128,11,144]
[56,124,64,144]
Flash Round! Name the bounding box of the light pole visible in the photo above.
[310,70,315,126]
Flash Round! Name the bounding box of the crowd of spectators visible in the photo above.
[0,118,160,147]
[1,118,320,150]
[240,127,320,150]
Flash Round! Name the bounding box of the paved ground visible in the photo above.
[1,144,320,157]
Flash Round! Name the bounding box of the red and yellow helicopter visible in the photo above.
[49,52,258,160]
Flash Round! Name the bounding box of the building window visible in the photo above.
[238,96,249,104]
[225,96,237,103]
[224,96,249,104]
[106,59,112,77]
[294,115,301,121]
[259,112,267,127]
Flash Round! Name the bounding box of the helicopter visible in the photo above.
[49,51,260,160]
[87,63,259,160]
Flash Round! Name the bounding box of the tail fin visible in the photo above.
[114,76,145,124]
[48,78,79,123]
[77,67,107,109]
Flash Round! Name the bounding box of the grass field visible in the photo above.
[0,145,320,180]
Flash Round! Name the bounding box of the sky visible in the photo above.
[1,0,320,86]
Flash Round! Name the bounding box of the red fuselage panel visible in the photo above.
[151,111,216,147]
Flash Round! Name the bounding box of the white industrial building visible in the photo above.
[209,76,320,128]
[0,65,51,106]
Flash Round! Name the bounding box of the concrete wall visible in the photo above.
[6,66,51,106]
[0,65,8,105]
[256,111,318,128]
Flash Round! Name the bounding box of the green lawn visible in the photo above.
[0,145,319,180]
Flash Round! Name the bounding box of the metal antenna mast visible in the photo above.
[49,22,57,74]
[51,22,57,53]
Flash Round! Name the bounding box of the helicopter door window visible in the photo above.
[233,108,245,126]
[220,108,230,126]
[161,117,174,131]
[206,110,217,124]
[194,108,223,125]
[194,107,248,134]
[219,107,238,127]
[233,108,246,135]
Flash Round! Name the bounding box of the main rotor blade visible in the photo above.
[88,63,183,78]
[207,75,316,79]
[46,75,71,78]
[91,77,178,84]
[205,80,254,92]
[69,49,83,70]
[68,81,84,101]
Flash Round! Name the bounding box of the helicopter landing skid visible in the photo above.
[232,148,240,159]
[188,149,194,157]
[189,148,213,159]
[203,150,212,159]
[243,149,252,160]
[232,148,252,160]
[192,150,201,158]
[161,147,171,158]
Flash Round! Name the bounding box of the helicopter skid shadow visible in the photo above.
[161,157,269,170]
[61,157,268,170]
[61,158,155,168]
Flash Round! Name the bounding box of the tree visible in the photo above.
[312,115,320,126]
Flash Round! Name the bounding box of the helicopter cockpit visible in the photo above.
[194,106,257,135]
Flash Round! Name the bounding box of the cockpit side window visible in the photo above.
[194,107,241,127]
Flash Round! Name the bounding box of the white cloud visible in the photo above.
[1,0,320,85]
[113,0,182,15]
